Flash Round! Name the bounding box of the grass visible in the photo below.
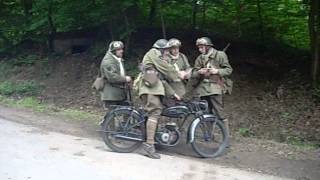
[0,95,100,121]
[61,109,100,121]
[0,81,43,96]
[0,95,46,112]
[286,136,320,150]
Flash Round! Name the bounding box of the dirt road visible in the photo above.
[0,105,319,180]
[0,118,291,180]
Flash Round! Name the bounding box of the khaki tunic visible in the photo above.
[193,48,233,96]
[100,51,127,101]
[135,48,180,97]
[167,53,191,97]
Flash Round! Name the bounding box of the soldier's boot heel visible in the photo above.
[141,142,161,159]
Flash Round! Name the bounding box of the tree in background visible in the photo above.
[0,0,317,82]
[309,0,320,85]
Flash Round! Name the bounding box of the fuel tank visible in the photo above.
[161,105,190,118]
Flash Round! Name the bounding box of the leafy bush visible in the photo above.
[0,82,15,95]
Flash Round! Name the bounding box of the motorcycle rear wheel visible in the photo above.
[102,108,144,153]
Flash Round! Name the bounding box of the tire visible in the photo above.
[102,108,144,153]
[191,118,228,158]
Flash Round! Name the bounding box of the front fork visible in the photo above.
[187,114,218,143]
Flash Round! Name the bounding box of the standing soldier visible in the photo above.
[167,38,192,97]
[134,39,181,159]
[193,37,233,137]
[99,41,132,108]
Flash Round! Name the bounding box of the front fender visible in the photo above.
[188,114,218,143]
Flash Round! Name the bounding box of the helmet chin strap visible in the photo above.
[158,49,165,55]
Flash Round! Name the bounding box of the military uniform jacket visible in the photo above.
[100,51,127,101]
[168,52,191,97]
[135,48,180,97]
[193,48,233,96]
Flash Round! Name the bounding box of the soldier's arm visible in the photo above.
[142,64,176,97]
[181,53,191,70]
[191,56,203,78]
[217,51,233,77]
[102,62,126,83]
[162,80,176,97]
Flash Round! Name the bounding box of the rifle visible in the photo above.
[124,82,133,105]
[223,43,231,52]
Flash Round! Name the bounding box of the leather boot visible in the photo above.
[223,119,230,148]
[141,142,161,159]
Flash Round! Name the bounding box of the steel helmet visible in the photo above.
[196,37,213,46]
[168,38,182,47]
[152,39,171,49]
[108,41,124,51]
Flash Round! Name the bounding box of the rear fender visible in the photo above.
[99,106,142,126]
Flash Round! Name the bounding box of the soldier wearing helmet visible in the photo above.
[193,37,233,138]
[99,41,132,107]
[167,38,192,97]
[133,39,181,159]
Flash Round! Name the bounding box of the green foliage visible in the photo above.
[238,127,251,137]
[286,136,320,150]
[0,0,312,52]
[0,81,43,96]
[125,60,140,77]
[88,42,107,57]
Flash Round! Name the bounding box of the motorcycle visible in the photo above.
[99,87,228,158]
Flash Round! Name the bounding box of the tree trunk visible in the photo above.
[159,3,166,39]
[124,12,131,55]
[47,0,55,52]
[256,0,264,42]
[192,0,198,30]
[21,0,32,17]
[201,0,207,28]
[148,0,158,26]
[309,0,320,85]
[235,0,242,38]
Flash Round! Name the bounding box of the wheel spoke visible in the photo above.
[191,119,227,158]
[102,108,144,153]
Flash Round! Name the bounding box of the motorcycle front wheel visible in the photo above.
[191,117,228,158]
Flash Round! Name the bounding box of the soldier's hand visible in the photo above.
[198,68,208,75]
[174,94,181,101]
[209,68,219,75]
[178,71,187,79]
[125,76,132,82]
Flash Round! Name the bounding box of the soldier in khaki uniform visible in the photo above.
[134,39,181,159]
[193,37,233,136]
[166,38,192,97]
[100,41,132,107]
